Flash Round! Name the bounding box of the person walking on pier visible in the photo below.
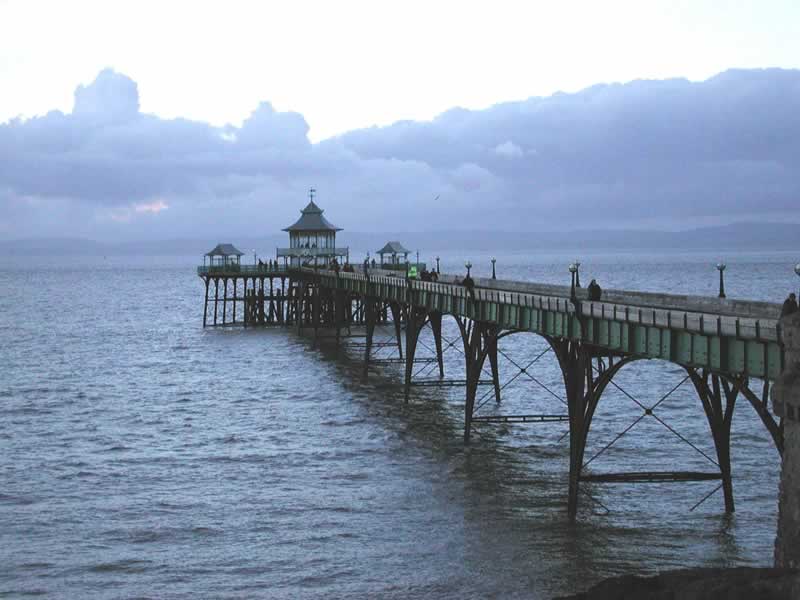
[782,293,798,317]
[588,279,602,301]
[463,272,476,301]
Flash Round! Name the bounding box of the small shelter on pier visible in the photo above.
[278,189,348,268]
[204,243,244,269]
[377,241,410,267]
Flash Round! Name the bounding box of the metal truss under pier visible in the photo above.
[198,264,786,521]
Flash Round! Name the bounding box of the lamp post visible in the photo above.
[491,257,497,279]
[416,250,420,268]
[436,256,440,274]
[717,262,726,299]
[569,263,578,302]
[574,260,581,288]
[253,248,257,265]
[465,261,472,279]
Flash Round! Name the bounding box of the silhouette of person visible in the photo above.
[781,293,798,317]
[587,279,602,301]
[463,273,475,301]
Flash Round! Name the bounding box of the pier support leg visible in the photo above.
[555,349,633,521]
[243,279,248,328]
[202,277,209,328]
[689,368,737,513]
[558,341,589,519]
[389,302,403,360]
[456,317,495,444]
[403,308,426,403]
[429,311,445,378]
[213,278,219,326]
[363,298,377,379]
[222,278,228,325]
[312,285,321,340]
[334,289,346,347]
[269,278,274,323]
[233,278,237,324]
[488,333,501,403]
[259,278,265,325]
[294,282,305,333]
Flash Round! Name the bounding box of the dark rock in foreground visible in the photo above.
[556,567,800,600]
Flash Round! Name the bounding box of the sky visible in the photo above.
[1,0,800,240]
[3,0,799,141]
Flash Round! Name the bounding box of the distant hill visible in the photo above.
[1,222,798,256]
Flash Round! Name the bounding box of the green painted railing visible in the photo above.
[310,268,784,380]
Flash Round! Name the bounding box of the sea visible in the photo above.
[1,249,796,599]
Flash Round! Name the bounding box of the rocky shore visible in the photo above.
[557,567,800,599]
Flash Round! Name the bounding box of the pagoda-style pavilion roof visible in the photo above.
[377,241,410,255]
[205,243,244,257]
[283,200,342,232]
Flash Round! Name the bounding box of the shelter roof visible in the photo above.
[205,243,244,257]
[283,200,342,232]
[377,241,410,255]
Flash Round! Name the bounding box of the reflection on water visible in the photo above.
[0,251,792,599]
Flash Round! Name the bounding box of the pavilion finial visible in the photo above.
[309,187,316,203]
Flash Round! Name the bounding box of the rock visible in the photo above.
[556,567,800,600]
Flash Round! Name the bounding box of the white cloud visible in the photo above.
[134,199,168,214]
[493,141,523,158]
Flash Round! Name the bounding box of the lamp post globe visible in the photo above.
[717,262,727,299]
[568,263,577,301]
[491,257,497,280]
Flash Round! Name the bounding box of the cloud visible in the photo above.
[134,199,168,213]
[1,67,800,240]
[73,69,140,123]
[493,141,524,158]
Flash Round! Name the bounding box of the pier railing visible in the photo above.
[307,267,784,379]
[276,247,349,257]
[197,265,289,276]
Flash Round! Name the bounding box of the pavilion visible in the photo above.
[278,190,348,268]
[376,241,410,267]
[204,243,244,270]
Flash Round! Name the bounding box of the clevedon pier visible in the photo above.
[198,191,800,565]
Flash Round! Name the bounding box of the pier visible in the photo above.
[198,191,797,535]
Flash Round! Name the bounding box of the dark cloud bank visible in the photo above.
[1,68,799,246]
